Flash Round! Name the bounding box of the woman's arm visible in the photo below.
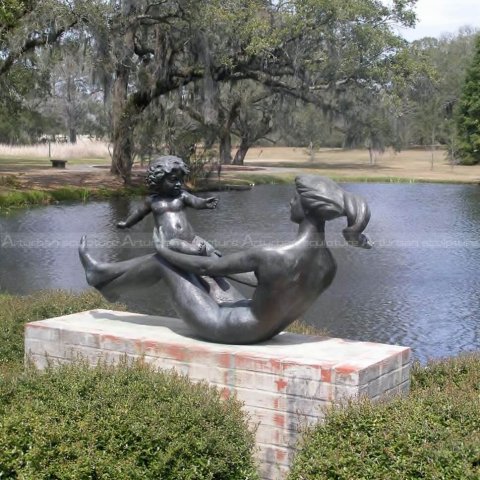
[154,227,260,277]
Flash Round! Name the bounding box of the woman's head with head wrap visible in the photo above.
[294,175,372,248]
[146,155,189,191]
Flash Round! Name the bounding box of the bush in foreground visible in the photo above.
[0,361,258,479]
[289,354,480,480]
[0,290,122,368]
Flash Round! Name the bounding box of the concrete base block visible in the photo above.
[25,310,411,480]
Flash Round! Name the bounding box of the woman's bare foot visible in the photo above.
[79,236,124,288]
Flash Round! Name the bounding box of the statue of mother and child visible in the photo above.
[79,155,372,345]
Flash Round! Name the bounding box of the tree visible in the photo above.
[0,0,78,78]
[77,0,292,181]
[456,34,480,165]
[0,0,35,44]
[0,1,86,143]
[401,29,477,166]
[177,80,275,165]
[232,94,275,165]
[39,35,107,143]
[77,0,419,182]
[2,0,420,179]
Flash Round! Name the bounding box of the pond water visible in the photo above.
[1,183,479,362]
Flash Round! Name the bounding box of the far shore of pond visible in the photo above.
[0,146,479,209]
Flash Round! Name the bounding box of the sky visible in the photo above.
[394,0,480,41]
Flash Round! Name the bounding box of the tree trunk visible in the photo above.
[368,147,374,165]
[112,116,135,184]
[219,130,232,165]
[430,128,435,171]
[233,138,251,165]
[69,128,77,144]
[111,67,134,183]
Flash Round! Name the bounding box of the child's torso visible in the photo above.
[150,195,195,241]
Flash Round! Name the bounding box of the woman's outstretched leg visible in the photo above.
[79,236,163,292]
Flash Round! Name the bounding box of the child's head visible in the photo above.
[146,155,189,195]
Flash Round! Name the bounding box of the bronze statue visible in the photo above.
[116,155,218,256]
[80,171,371,344]
[80,155,253,300]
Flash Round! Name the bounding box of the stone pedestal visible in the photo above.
[25,310,411,480]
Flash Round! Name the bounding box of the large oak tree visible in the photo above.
[2,0,419,181]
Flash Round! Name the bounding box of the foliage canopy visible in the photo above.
[456,34,480,165]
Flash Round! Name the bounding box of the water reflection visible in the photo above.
[0,184,479,362]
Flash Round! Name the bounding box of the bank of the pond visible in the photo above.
[4,173,475,210]
[1,291,479,479]
[0,175,260,209]
[2,149,480,210]
[0,185,149,209]
[232,172,480,186]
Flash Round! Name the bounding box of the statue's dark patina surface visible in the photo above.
[80,164,371,344]
[116,155,219,256]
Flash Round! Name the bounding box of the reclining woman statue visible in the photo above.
[80,175,371,344]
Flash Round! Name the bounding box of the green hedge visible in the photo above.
[0,291,258,478]
[0,290,122,369]
[0,361,258,479]
[288,354,480,480]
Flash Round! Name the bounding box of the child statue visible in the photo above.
[117,155,218,256]
[79,154,255,302]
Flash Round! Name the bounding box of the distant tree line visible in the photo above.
[1,0,479,183]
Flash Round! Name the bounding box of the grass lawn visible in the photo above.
[241,147,480,184]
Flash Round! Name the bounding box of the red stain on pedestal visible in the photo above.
[274,414,285,427]
[164,344,187,362]
[235,353,259,370]
[269,359,282,373]
[275,378,288,391]
[321,369,332,383]
[335,364,358,374]
[101,334,121,343]
[276,449,287,462]
[216,352,231,369]
[220,387,231,400]
[142,340,160,351]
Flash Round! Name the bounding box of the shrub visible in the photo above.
[285,320,328,337]
[0,175,21,188]
[0,191,24,207]
[0,290,122,369]
[0,190,51,208]
[0,361,259,480]
[49,187,91,202]
[288,354,480,480]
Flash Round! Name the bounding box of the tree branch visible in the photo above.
[134,38,155,57]
[144,1,169,15]
[178,104,208,125]
[0,20,77,77]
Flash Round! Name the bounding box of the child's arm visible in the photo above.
[117,199,151,228]
[182,192,218,210]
